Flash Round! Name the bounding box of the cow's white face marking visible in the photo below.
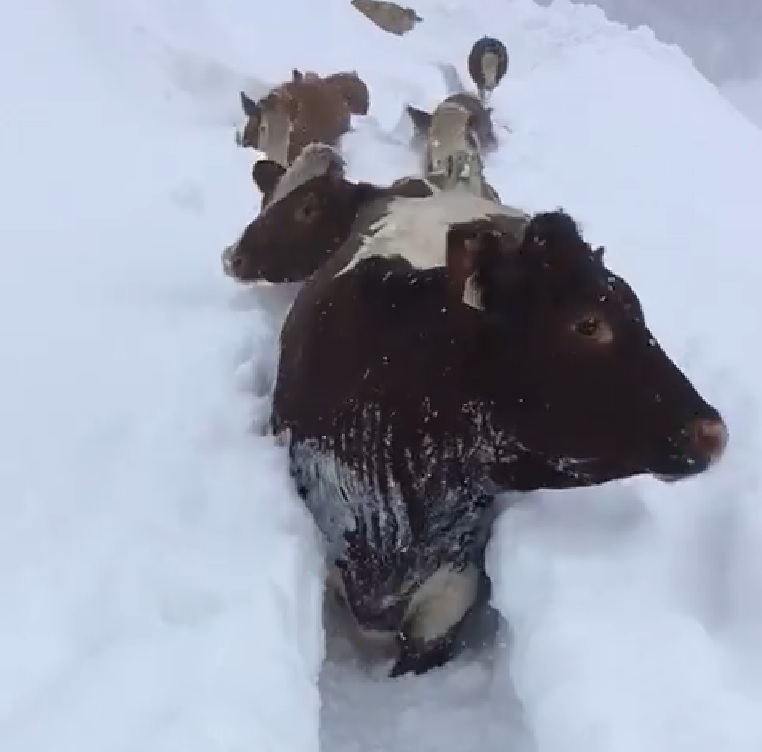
[426,101,476,176]
[258,107,292,168]
[265,142,345,210]
[482,51,500,90]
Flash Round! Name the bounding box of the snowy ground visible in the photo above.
[3,0,762,750]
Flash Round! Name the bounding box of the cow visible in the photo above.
[221,144,438,284]
[236,68,370,166]
[351,0,423,36]
[405,91,499,187]
[467,36,509,103]
[241,143,728,676]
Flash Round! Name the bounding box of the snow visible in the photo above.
[2,0,762,750]
[722,76,762,130]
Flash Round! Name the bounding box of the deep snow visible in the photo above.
[2,0,762,751]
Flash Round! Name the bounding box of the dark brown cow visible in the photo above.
[467,36,509,103]
[236,69,370,166]
[221,144,437,283]
[249,145,728,676]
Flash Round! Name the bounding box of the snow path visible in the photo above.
[2,0,762,750]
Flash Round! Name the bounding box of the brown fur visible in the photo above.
[323,71,370,116]
[259,179,727,674]
[237,69,370,165]
[351,0,423,36]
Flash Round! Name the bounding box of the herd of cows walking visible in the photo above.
[219,34,729,678]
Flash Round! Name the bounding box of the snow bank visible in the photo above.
[1,4,324,752]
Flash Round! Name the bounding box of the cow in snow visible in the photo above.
[227,143,729,676]
[236,68,370,166]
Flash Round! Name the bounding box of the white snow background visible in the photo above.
[2,0,762,750]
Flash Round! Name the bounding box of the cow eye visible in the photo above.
[295,194,319,223]
[571,315,613,344]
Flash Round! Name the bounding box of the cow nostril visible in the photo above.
[688,418,728,464]
[223,253,243,277]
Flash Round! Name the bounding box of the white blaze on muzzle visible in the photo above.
[221,240,240,276]
[482,51,500,90]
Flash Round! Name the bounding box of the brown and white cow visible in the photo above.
[222,144,438,284]
[233,144,729,676]
[406,91,498,160]
[405,92,500,204]
[236,68,370,166]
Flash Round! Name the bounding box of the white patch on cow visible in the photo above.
[462,274,484,310]
[427,101,475,175]
[336,190,528,275]
[221,239,239,276]
[482,50,500,90]
[404,563,479,643]
[266,142,345,209]
[258,106,292,168]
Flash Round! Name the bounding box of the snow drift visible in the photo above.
[2,0,762,751]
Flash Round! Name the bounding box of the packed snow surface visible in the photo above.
[2,0,762,750]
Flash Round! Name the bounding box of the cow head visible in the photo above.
[222,143,365,283]
[407,93,497,155]
[467,36,509,100]
[445,210,728,487]
[237,90,294,165]
[222,143,434,284]
[238,91,262,148]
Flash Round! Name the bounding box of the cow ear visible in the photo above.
[592,245,605,263]
[406,105,432,136]
[240,91,260,118]
[446,223,514,310]
[252,159,286,196]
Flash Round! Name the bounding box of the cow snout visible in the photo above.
[687,417,728,465]
[221,244,243,277]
